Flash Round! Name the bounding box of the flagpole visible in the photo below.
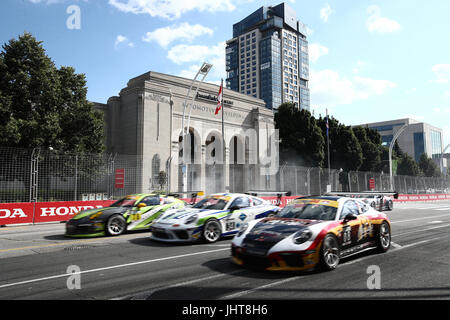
[221,79,225,190]
[326,108,331,186]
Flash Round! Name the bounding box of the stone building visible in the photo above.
[94,71,278,195]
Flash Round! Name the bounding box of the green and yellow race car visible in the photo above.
[65,194,185,237]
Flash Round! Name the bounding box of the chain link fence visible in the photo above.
[1,147,449,203]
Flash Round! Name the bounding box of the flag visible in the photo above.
[215,82,223,115]
[325,110,329,137]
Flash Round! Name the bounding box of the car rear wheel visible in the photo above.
[106,214,126,236]
[202,219,222,243]
[376,221,391,253]
[319,234,340,271]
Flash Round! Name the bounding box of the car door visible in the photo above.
[355,200,375,244]
[339,200,364,252]
[224,196,252,233]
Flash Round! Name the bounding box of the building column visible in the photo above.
[200,144,206,193]
[224,146,230,192]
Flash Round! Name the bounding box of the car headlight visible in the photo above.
[292,228,312,244]
[237,223,249,237]
[185,214,198,225]
[89,211,104,220]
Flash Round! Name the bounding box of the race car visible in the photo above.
[231,195,391,272]
[65,193,185,237]
[150,193,281,243]
[327,191,397,211]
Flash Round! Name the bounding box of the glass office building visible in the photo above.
[225,2,310,111]
[360,118,443,165]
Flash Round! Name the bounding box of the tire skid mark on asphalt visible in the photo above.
[114,269,244,300]
[0,233,141,253]
[0,247,229,290]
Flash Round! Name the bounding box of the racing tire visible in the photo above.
[318,234,340,271]
[386,200,393,211]
[105,214,127,236]
[376,221,391,253]
[202,219,222,243]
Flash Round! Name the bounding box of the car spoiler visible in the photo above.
[169,191,205,204]
[325,191,399,199]
[245,190,292,197]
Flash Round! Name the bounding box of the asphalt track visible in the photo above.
[1,201,450,303]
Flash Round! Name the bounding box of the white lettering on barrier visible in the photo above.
[40,205,103,217]
[0,208,27,219]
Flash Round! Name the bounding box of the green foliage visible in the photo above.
[274,102,325,167]
[397,153,421,176]
[352,126,383,172]
[0,32,105,154]
[418,153,440,177]
[317,115,363,172]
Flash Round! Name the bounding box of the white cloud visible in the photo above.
[352,60,368,74]
[309,69,397,108]
[308,43,328,63]
[29,0,87,4]
[320,4,333,22]
[431,64,450,84]
[108,0,235,20]
[169,42,226,83]
[367,5,401,33]
[142,23,213,48]
[114,35,135,48]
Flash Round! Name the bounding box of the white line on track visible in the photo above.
[392,223,450,238]
[390,212,450,224]
[218,235,447,299]
[0,248,229,290]
[115,270,244,300]
[220,275,305,300]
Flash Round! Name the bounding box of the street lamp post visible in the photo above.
[440,143,450,177]
[389,123,409,191]
[180,62,213,193]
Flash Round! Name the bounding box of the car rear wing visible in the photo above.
[325,191,399,199]
[245,190,292,206]
[169,191,205,205]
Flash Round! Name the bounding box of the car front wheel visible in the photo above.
[318,234,340,271]
[202,219,222,243]
[106,214,127,236]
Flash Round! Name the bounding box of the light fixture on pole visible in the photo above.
[180,62,213,193]
[440,143,450,177]
[389,123,408,191]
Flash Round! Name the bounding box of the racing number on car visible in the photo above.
[358,217,373,241]
[226,220,236,231]
[342,225,352,246]
[130,213,142,221]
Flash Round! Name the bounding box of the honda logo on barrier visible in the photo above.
[39,205,102,217]
[0,208,27,219]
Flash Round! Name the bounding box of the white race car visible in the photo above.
[150,193,281,243]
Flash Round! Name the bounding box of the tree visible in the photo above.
[274,102,325,167]
[0,32,104,153]
[353,126,383,172]
[397,153,421,176]
[317,116,363,172]
[418,153,440,177]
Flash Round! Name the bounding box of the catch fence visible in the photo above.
[0,147,449,203]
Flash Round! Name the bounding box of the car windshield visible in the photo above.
[193,197,229,210]
[279,199,338,221]
[110,196,139,208]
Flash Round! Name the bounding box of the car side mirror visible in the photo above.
[137,203,147,208]
[343,213,357,222]
[229,205,241,212]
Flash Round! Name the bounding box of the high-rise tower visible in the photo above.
[225,2,310,111]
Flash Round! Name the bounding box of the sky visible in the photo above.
[1,0,450,149]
